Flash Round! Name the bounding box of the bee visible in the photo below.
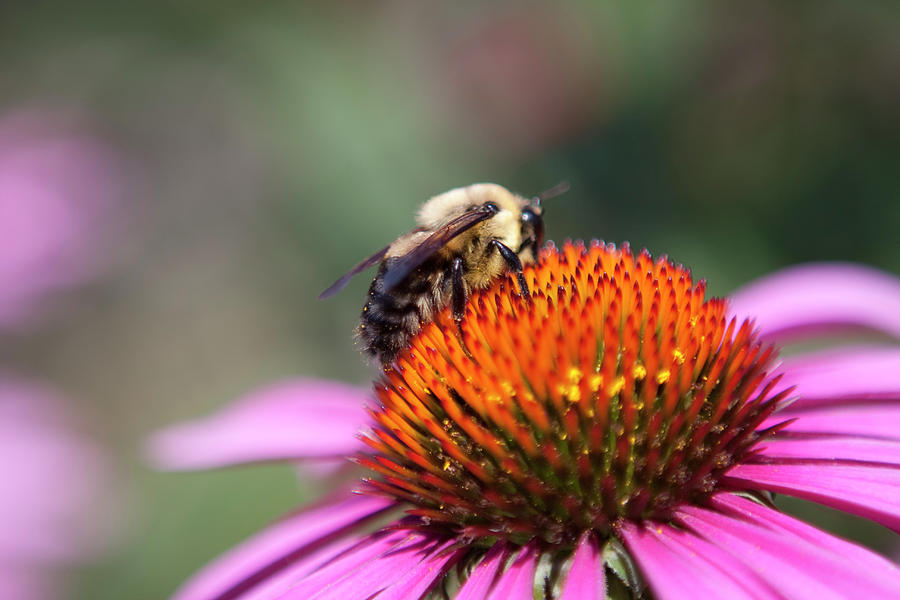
[319,182,559,365]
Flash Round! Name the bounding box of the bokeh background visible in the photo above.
[1,1,898,598]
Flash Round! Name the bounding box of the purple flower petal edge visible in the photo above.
[730,263,900,341]
[147,379,371,470]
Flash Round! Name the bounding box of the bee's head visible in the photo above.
[520,181,568,256]
[519,200,544,255]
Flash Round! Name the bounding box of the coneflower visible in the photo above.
[152,241,900,599]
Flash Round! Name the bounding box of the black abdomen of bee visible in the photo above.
[357,259,451,365]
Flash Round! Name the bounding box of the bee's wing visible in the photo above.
[382,207,496,292]
[318,245,391,299]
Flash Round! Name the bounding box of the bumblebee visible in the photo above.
[320,183,555,365]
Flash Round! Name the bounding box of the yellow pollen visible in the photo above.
[442,459,451,471]
[567,368,583,383]
[656,370,671,384]
[589,374,603,392]
[673,349,686,364]
[689,315,699,327]
[608,376,625,397]
[632,364,647,380]
[500,380,516,396]
[558,384,582,403]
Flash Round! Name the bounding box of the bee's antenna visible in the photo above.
[533,180,570,206]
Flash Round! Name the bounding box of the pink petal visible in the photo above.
[373,541,465,600]
[725,462,900,532]
[558,533,605,600]
[653,526,782,599]
[272,529,410,600]
[619,519,780,600]
[236,536,364,600]
[281,531,444,600]
[455,543,508,600]
[487,542,538,600]
[764,405,900,440]
[713,493,900,573]
[618,521,751,599]
[676,503,900,598]
[171,492,394,600]
[148,379,371,470]
[774,348,900,410]
[757,436,900,464]
[729,263,900,341]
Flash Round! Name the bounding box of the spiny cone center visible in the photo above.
[360,241,786,545]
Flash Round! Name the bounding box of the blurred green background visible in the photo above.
[1,1,898,597]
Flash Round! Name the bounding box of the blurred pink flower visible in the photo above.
[0,377,113,600]
[151,251,900,600]
[0,110,122,330]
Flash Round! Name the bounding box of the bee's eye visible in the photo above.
[520,207,545,248]
[483,201,500,213]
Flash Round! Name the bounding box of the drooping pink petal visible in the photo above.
[652,525,782,599]
[713,493,900,573]
[236,536,365,600]
[487,542,539,600]
[148,379,371,470]
[619,522,742,600]
[763,404,900,440]
[279,531,447,600]
[558,533,605,600]
[730,263,900,341]
[373,541,465,600]
[725,462,900,532]
[271,529,410,600]
[773,348,900,410]
[619,519,782,600]
[676,502,900,598]
[171,492,395,600]
[455,543,508,600]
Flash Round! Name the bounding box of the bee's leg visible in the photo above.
[516,234,536,254]
[451,256,467,321]
[490,240,531,299]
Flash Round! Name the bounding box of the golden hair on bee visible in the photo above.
[320,183,556,366]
